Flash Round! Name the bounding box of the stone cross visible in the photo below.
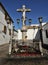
[17,5,31,25]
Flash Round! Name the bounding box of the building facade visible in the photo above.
[13,29,18,40]
[0,3,14,45]
[42,22,48,45]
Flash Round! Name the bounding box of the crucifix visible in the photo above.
[17,5,31,41]
[17,5,31,26]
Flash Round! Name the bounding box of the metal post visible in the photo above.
[9,23,13,55]
[38,17,43,46]
[38,17,43,56]
[9,40,12,55]
[39,41,43,56]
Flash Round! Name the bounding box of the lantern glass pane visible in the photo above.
[40,18,42,22]
[29,19,32,23]
[17,19,20,24]
[38,17,42,23]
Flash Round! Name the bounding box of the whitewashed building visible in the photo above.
[18,24,40,40]
[18,29,22,40]
[13,29,18,40]
[18,23,48,44]
[42,22,48,45]
[27,24,39,40]
[0,3,14,45]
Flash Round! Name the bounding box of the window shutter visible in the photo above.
[9,29,11,35]
[5,13,7,20]
[9,21,11,25]
[4,26,6,34]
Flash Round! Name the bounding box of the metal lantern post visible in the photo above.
[28,19,32,25]
[38,17,43,45]
[17,19,20,25]
[9,22,14,55]
[17,19,20,29]
[38,17,43,56]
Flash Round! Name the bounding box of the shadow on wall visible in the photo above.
[35,30,40,41]
[35,29,48,50]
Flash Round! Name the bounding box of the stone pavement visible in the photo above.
[0,43,48,65]
[0,43,9,57]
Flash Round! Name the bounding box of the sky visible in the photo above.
[0,0,48,29]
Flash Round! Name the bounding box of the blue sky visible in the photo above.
[0,0,48,29]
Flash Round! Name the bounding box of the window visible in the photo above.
[5,13,7,20]
[25,36,27,39]
[3,26,7,34]
[7,20,11,25]
[9,29,11,35]
[7,21,11,25]
[46,30,48,38]
[9,21,11,25]
[5,13,11,25]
